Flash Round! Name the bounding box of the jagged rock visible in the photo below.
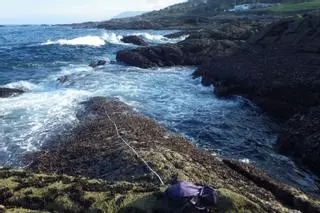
[121,35,148,46]
[278,106,320,176]
[194,14,320,118]
[116,22,263,69]
[117,38,241,68]
[0,87,24,98]
[193,14,320,175]
[89,60,107,68]
[164,31,191,38]
[117,44,185,68]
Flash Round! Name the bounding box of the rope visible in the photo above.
[104,108,165,185]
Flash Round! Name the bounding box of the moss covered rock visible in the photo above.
[1,98,319,212]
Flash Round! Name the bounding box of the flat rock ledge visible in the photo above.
[1,97,319,213]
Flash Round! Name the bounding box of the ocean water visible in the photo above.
[0,25,318,195]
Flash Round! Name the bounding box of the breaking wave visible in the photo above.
[133,32,189,44]
[42,35,106,47]
[40,32,188,47]
[102,33,124,45]
[3,81,42,92]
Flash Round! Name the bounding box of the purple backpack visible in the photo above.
[166,181,217,212]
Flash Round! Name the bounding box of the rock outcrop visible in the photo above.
[0,87,24,98]
[117,23,264,68]
[193,14,320,174]
[121,35,148,46]
[5,97,315,213]
[194,14,320,118]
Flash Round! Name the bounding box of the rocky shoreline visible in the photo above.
[1,97,319,212]
[1,7,320,213]
[115,12,320,180]
[116,21,267,68]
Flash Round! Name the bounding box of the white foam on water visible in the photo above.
[0,87,91,160]
[39,32,187,48]
[40,33,128,47]
[239,158,251,164]
[42,35,106,47]
[133,33,189,44]
[3,81,42,92]
[102,32,124,45]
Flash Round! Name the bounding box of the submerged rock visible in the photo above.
[121,35,148,46]
[0,87,24,98]
[89,60,107,68]
[17,97,320,213]
[57,75,69,84]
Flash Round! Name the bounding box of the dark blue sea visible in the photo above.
[0,25,318,194]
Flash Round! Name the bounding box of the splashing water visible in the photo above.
[0,25,319,195]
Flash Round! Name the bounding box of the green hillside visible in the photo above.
[269,0,320,12]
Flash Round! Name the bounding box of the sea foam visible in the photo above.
[3,81,42,92]
[133,33,189,44]
[41,32,188,47]
[42,35,106,47]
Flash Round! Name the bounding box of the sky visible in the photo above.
[0,0,187,25]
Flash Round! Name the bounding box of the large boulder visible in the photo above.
[121,35,148,46]
[117,44,185,68]
[0,87,24,98]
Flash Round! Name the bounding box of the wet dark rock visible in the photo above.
[117,44,185,68]
[116,22,264,69]
[194,14,320,119]
[164,31,191,39]
[223,159,320,213]
[121,35,148,46]
[89,60,107,68]
[117,38,242,68]
[278,106,320,176]
[0,87,24,98]
[193,14,320,175]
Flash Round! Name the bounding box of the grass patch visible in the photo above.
[269,0,320,12]
[215,188,263,213]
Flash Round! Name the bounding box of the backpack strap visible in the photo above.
[199,186,218,206]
